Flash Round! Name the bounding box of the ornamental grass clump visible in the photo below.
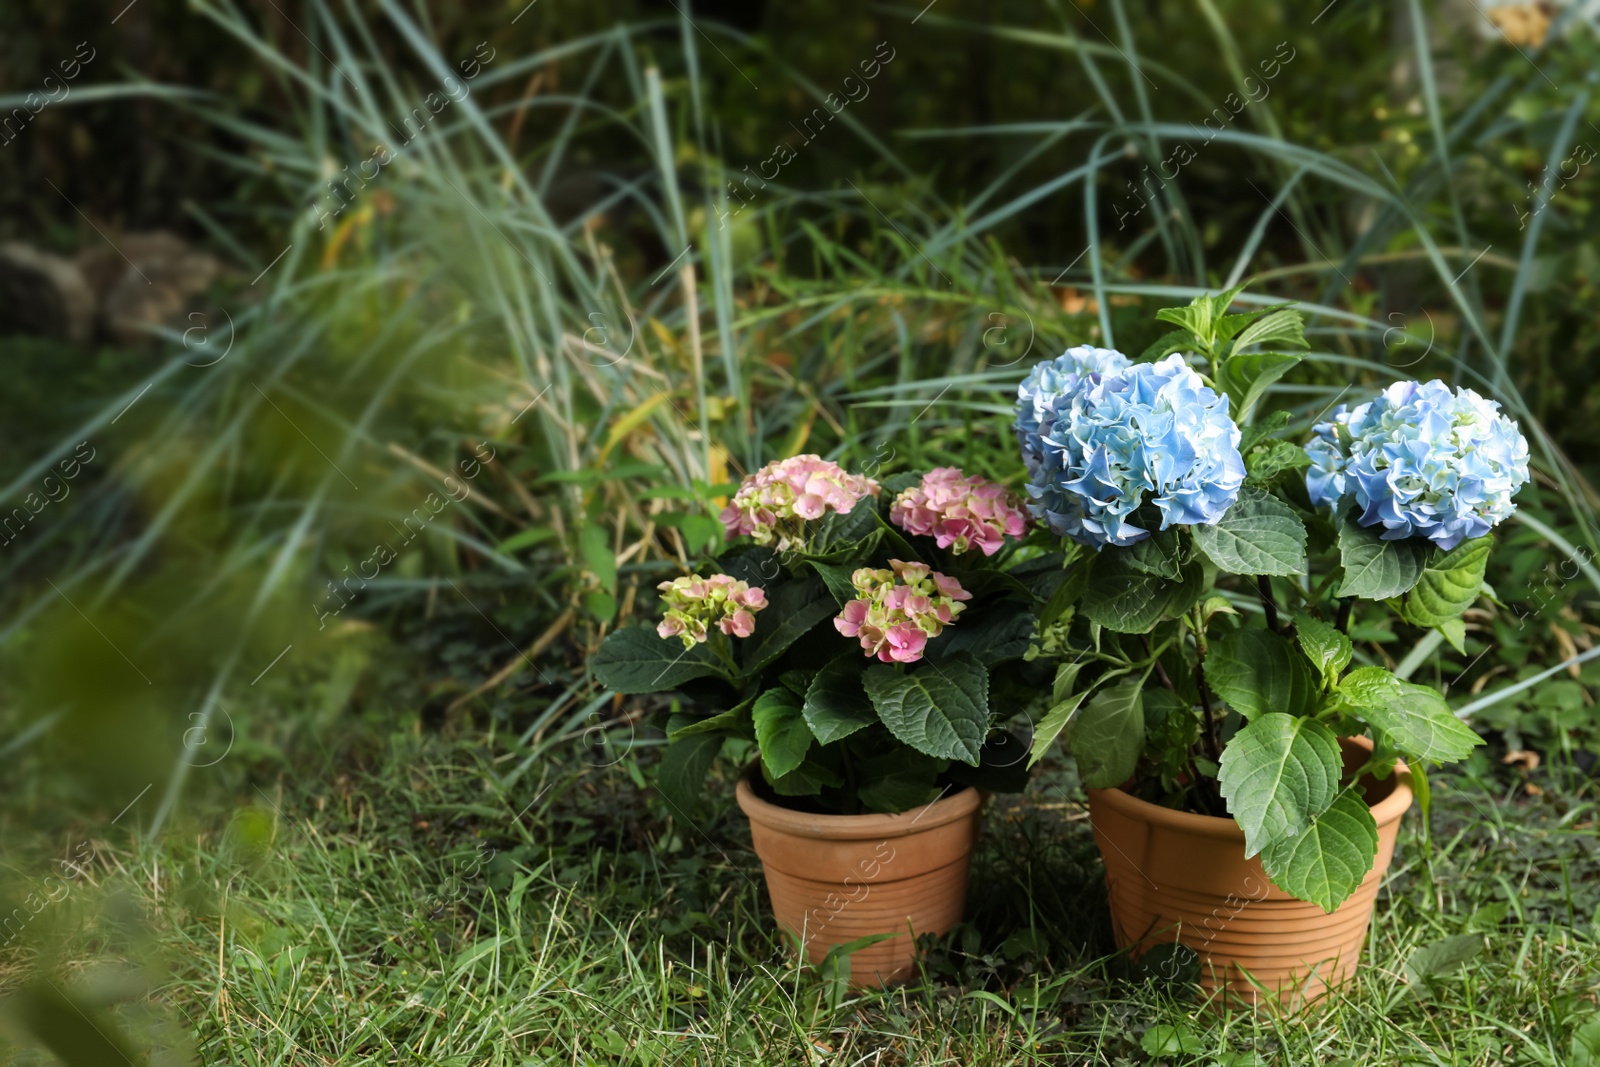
[592,457,1042,815]
[1020,286,1523,912]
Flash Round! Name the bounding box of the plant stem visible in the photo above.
[1335,597,1353,634]
[1189,607,1225,812]
[1140,634,1178,692]
[1257,575,1281,633]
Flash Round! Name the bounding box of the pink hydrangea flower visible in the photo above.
[833,559,971,664]
[656,573,768,649]
[719,455,880,551]
[889,467,1028,557]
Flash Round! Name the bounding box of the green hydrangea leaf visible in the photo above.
[1030,690,1088,768]
[1337,522,1428,599]
[863,652,989,764]
[1218,713,1342,858]
[591,627,726,693]
[1203,627,1320,721]
[655,734,722,817]
[1068,679,1144,788]
[1082,550,1205,633]
[1259,787,1378,912]
[802,654,879,745]
[1194,486,1307,576]
[1402,535,1492,627]
[741,579,838,672]
[1334,666,1483,764]
[1293,612,1352,688]
[752,688,815,779]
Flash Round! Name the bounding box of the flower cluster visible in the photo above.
[656,574,768,648]
[1016,352,1244,549]
[1015,346,1130,477]
[719,455,879,551]
[834,559,971,663]
[889,467,1028,556]
[1306,379,1530,550]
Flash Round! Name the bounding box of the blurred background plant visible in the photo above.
[1,0,1597,1061]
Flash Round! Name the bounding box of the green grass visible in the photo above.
[3,728,1596,1066]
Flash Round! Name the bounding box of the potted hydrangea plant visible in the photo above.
[591,455,1049,986]
[1020,288,1528,1005]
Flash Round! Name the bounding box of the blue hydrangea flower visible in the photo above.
[1015,352,1245,549]
[1306,379,1530,551]
[1015,346,1130,482]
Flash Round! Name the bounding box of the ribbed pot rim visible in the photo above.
[1087,735,1414,840]
[735,764,983,840]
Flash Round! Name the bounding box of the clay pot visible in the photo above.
[1087,736,1412,1007]
[735,767,982,987]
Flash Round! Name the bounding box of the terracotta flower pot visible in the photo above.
[1087,736,1413,1007]
[735,767,983,987]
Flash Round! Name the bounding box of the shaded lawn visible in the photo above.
[2,731,1598,1066]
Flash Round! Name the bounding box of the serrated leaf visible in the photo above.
[741,579,837,672]
[1434,617,1467,653]
[1052,658,1087,705]
[1294,612,1352,688]
[1217,352,1303,420]
[1139,328,1195,362]
[1240,409,1292,453]
[1081,550,1204,633]
[1124,528,1183,580]
[752,688,815,779]
[1259,787,1378,911]
[1233,307,1308,351]
[1403,535,1492,627]
[1204,627,1320,720]
[812,497,881,551]
[1194,487,1307,576]
[591,627,726,693]
[1207,283,1250,323]
[1155,302,1211,340]
[655,734,721,817]
[806,559,860,607]
[863,653,989,764]
[1214,308,1271,344]
[1337,523,1428,599]
[1404,933,1483,985]
[803,654,878,744]
[1201,594,1237,624]
[1068,679,1144,788]
[1335,667,1483,763]
[1040,557,1091,627]
[924,606,1037,666]
[1029,690,1088,767]
[767,757,843,796]
[1245,440,1313,485]
[1218,713,1342,858]
[668,699,755,740]
[718,547,780,588]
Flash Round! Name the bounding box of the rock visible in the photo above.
[77,231,225,347]
[0,242,97,344]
